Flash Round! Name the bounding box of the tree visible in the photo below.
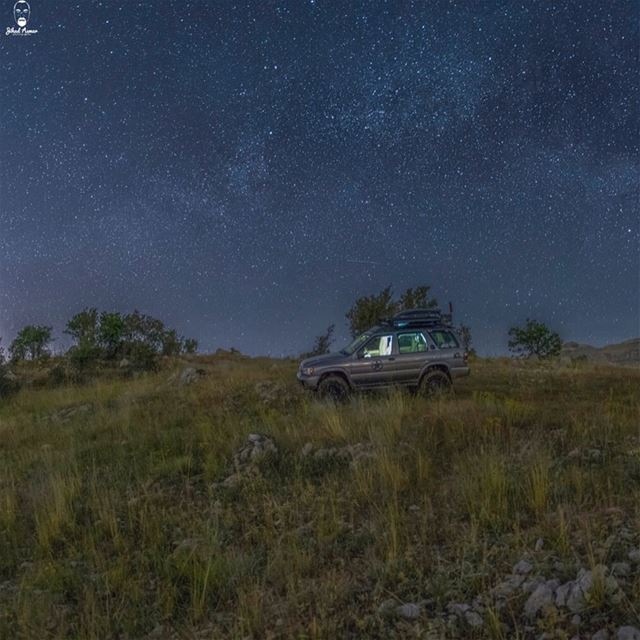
[458,324,472,352]
[111,311,165,369]
[508,319,562,359]
[64,308,198,367]
[0,338,19,398]
[125,340,159,371]
[183,338,198,354]
[345,285,439,337]
[123,310,165,352]
[302,324,335,358]
[98,312,126,358]
[67,341,101,371]
[65,308,99,346]
[161,329,183,356]
[10,325,53,361]
[397,286,438,312]
[65,308,101,368]
[346,286,396,337]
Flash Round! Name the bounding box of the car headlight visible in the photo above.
[301,366,315,376]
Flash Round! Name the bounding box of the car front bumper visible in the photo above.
[297,371,321,390]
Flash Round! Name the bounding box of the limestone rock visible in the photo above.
[513,559,534,575]
[524,582,555,618]
[396,602,421,620]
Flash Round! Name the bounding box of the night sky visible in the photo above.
[1,1,638,356]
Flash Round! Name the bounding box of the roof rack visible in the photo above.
[394,309,442,321]
[379,308,453,329]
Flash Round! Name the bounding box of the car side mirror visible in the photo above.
[357,349,365,359]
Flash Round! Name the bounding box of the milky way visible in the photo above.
[1,1,638,355]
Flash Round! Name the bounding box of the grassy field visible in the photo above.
[0,356,638,639]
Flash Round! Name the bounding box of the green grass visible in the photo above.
[0,357,638,638]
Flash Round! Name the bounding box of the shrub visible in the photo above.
[345,285,438,337]
[183,338,198,354]
[67,342,102,372]
[64,309,197,371]
[9,325,53,362]
[508,319,562,359]
[302,324,335,358]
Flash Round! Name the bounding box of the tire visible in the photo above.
[419,370,451,397]
[317,375,350,403]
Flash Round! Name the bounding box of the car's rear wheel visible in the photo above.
[419,370,451,397]
[317,375,350,403]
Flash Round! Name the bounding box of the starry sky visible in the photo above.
[1,1,638,356]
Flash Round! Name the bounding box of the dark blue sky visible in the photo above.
[1,1,638,356]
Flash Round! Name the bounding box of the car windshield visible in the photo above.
[340,330,376,355]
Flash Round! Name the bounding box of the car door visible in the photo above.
[350,333,397,387]
[427,328,463,371]
[394,331,429,385]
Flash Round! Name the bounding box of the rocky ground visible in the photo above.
[0,357,638,638]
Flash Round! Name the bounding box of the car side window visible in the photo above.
[429,330,459,349]
[363,334,393,357]
[397,332,428,354]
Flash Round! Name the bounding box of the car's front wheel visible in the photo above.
[317,375,350,403]
[419,370,451,397]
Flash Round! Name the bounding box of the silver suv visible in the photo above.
[297,309,470,400]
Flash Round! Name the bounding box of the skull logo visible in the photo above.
[13,0,30,27]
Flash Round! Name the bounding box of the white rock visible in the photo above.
[448,603,470,616]
[491,573,525,597]
[52,403,92,423]
[559,565,621,613]
[465,610,483,627]
[377,598,396,616]
[611,562,631,577]
[396,602,421,620]
[513,559,533,575]
[524,583,555,618]
[556,581,572,607]
[592,630,609,640]
[617,628,640,640]
[169,367,202,386]
[522,576,546,594]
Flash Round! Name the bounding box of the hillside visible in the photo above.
[0,356,638,638]
[561,338,640,366]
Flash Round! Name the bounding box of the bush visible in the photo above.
[183,338,198,354]
[508,319,562,359]
[64,309,198,372]
[345,285,438,337]
[0,365,19,398]
[301,324,335,359]
[68,342,102,372]
[10,325,53,362]
[47,363,68,387]
[125,341,159,372]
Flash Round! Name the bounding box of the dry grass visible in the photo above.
[0,356,638,638]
